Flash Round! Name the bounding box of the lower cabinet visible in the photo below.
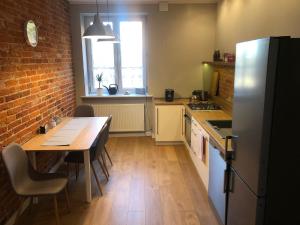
[155,105,185,142]
[208,143,227,225]
[190,117,210,190]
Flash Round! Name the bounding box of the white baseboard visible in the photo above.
[145,131,152,136]
[155,141,184,146]
[110,132,148,137]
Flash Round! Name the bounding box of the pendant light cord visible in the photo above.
[107,0,110,23]
[96,0,99,15]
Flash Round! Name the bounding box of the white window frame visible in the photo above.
[83,15,147,95]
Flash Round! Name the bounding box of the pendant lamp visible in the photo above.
[97,0,120,43]
[82,0,114,39]
[98,25,120,43]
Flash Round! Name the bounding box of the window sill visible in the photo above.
[81,94,153,99]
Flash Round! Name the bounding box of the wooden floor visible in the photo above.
[18,137,220,225]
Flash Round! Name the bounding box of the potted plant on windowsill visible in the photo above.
[96,73,104,96]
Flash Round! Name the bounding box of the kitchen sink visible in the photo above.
[206,120,232,138]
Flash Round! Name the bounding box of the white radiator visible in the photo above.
[91,104,145,132]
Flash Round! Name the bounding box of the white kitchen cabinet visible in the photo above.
[190,117,210,190]
[191,119,201,155]
[155,105,185,142]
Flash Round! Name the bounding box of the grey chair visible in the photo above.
[103,116,113,167]
[64,123,109,195]
[74,105,94,117]
[1,144,69,225]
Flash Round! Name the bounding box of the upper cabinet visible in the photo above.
[155,105,185,142]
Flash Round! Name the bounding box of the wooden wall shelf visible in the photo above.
[202,61,235,67]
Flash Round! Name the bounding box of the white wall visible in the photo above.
[216,0,300,53]
[70,4,216,101]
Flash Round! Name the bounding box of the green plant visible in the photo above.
[96,73,103,89]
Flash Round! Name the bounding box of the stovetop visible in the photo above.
[188,102,221,110]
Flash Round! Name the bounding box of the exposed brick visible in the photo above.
[5,93,20,102]
[4,80,18,88]
[215,67,234,101]
[0,0,75,223]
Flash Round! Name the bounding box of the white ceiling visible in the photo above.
[68,0,218,4]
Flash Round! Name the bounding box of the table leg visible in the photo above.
[83,151,92,203]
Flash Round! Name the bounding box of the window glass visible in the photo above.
[120,21,143,89]
[90,22,115,89]
[85,17,145,94]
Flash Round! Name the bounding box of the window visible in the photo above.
[84,16,146,94]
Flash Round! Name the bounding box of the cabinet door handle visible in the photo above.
[181,108,184,136]
[156,108,159,135]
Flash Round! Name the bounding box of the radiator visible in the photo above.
[91,104,145,132]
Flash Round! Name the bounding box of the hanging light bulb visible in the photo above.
[82,0,114,39]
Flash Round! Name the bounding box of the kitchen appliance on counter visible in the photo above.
[188,102,221,110]
[192,90,209,101]
[210,37,300,225]
[165,89,174,102]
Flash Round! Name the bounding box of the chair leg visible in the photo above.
[104,146,113,166]
[91,162,103,195]
[15,197,24,225]
[66,163,70,177]
[64,187,71,213]
[101,152,109,177]
[97,157,109,181]
[53,195,60,225]
[28,197,33,214]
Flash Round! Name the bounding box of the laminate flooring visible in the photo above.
[18,137,220,225]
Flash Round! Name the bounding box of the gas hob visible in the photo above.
[188,102,221,110]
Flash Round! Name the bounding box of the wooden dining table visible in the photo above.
[22,117,108,203]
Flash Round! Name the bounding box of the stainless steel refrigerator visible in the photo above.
[228,37,300,225]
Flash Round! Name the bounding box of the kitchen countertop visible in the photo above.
[154,98,233,155]
[187,107,232,156]
[153,98,190,105]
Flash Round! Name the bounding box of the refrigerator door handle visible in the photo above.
[231,135,238,156]
[223,169,229,193]
[225,135,238,160]
[228,168,235,193]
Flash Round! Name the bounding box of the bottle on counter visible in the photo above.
[50,118,56,128]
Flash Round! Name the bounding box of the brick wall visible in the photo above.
[215,66,234,102]
[0,0,75,223]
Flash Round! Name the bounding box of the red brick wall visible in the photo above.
[215,67,234,102]
[0,0,75,223]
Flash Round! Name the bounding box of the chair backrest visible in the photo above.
[104,115,112,144]
[93,123,109,159]
[74,105,94,117]
[1,143,32,195]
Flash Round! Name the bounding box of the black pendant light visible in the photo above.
[82,0,114,39]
